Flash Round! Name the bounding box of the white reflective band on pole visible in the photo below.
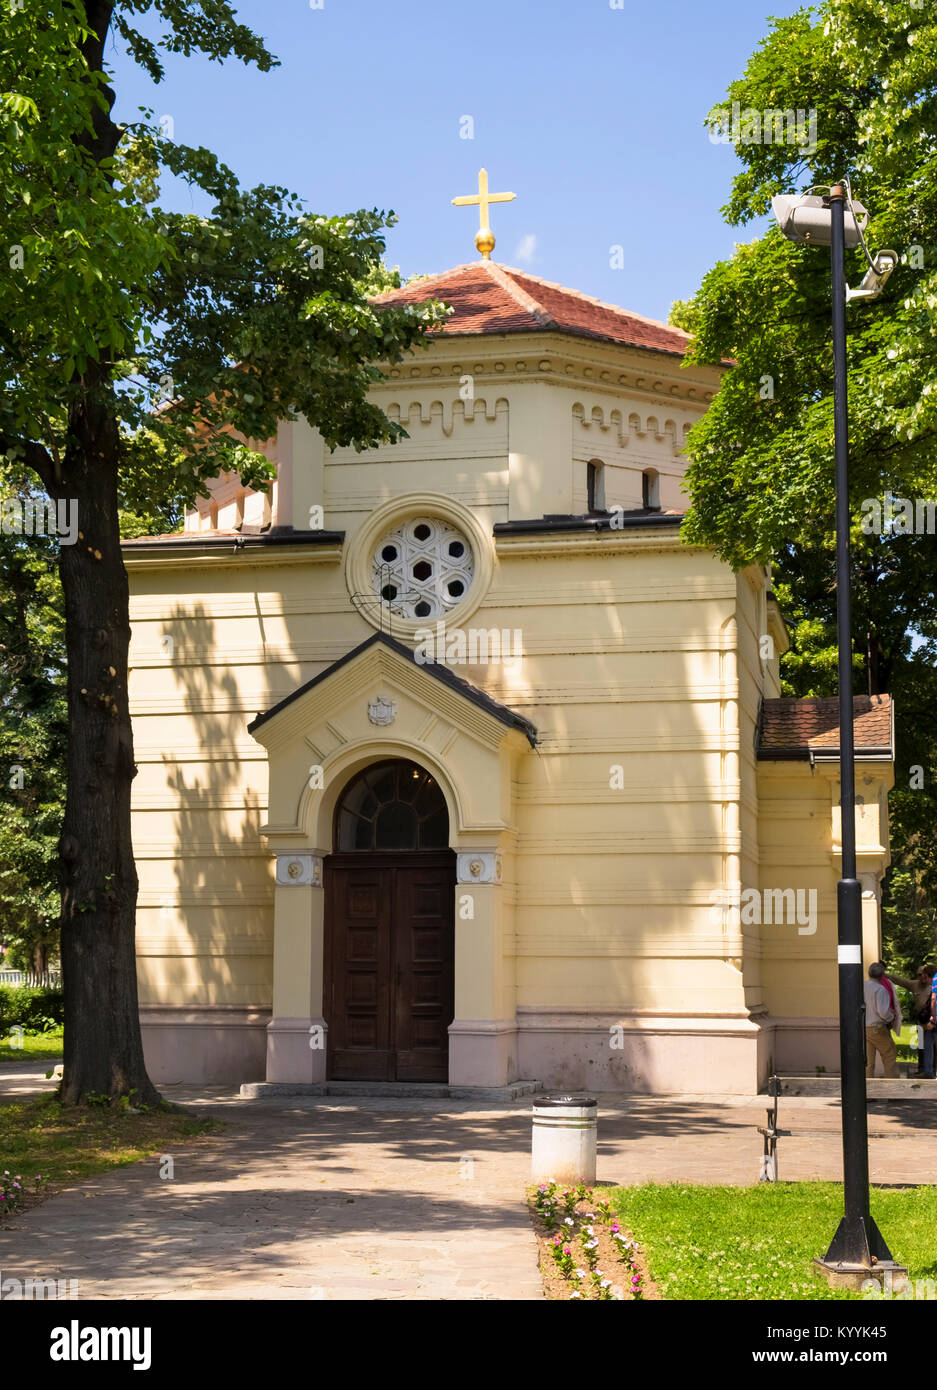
[838,945,862,964]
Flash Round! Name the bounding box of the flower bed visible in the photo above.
[1,1170,42,1219]
[528,1181,657,1301]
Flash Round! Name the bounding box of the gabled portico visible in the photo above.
[247,632,536,1088]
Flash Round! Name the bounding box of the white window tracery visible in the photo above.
[371,516,475,621]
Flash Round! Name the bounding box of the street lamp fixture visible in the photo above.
[772,183,907,1291]
[772,192,869,248]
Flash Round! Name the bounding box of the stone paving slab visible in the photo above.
[780,1075,937,1099]
[0,1061,61,1100]
[0,1083,544,1301]
[2,1071,936,1300]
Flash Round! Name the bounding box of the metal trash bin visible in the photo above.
[531,1094,597,1184]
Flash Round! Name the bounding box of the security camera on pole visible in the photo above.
[771,184,906,1291]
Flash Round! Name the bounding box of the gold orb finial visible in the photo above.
[452,168,516,261]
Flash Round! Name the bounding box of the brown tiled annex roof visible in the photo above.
[758,695,893,760]
[374,260,693,358]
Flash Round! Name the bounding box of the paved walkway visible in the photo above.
[2,1066,936,1299]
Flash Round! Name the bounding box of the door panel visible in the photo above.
[325,854,454,1082]
[325,865,393,1080]
[394,865,455,1082]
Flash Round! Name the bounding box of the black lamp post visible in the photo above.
[772,184,904,1285]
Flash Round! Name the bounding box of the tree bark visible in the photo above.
[54,368,160,1107]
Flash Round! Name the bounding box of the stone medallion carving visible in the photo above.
[276,854,323,887]
[456,851,502,885]
[368,695,397,726]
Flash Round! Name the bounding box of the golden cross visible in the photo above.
[451,168,516,260]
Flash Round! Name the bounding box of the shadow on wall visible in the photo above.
[500,544,748,1093]
[136,597,291,1081]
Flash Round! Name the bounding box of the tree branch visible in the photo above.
[0,435,58,496]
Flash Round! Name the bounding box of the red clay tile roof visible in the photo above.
[374,261,692,358]
[758,695,893,760]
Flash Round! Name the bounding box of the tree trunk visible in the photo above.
[865,628,887,697]
[35,1,161,1108]
[55,371,160,1107]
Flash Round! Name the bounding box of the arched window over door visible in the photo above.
[334,759,449,851]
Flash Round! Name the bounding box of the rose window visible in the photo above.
[372,516,475,621]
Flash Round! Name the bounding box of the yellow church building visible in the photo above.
[122,206,894,1096]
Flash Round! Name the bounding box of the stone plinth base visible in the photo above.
[141,1005,860,1096]
[516,1012,772,1095]
[140,1006,268,1084]
[813,1259,909,1293]
[448,1020,517,1087]
[265,1016,327,1083]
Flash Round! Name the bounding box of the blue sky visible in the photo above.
[110,0,804,323]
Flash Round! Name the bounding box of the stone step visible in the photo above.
[449,1080,542,1101]
[239,1079,542,1101]
[772,1075,937,1100]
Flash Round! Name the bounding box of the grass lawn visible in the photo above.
[0,1092,221,1219]
[897,1023,924,1065]
[613,1183,937,1300]
[0,1029,63,1061]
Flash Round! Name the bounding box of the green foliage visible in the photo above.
[0,1029,62,1061]
[0,1,450,496]
[677,0,937,970]
[0,474,66,972]
[0,986,65,1034]
[682,1,937,565]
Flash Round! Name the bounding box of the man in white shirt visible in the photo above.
[865,961,899,1078]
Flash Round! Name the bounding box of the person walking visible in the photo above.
[887,964,935,1076]
[865,961,900,1079]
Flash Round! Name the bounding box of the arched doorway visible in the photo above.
[324,759,456,1082]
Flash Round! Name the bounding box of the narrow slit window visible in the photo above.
[587,461,605,513]
[642,469,660,511]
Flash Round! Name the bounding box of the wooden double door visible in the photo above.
[324,852,456,1082]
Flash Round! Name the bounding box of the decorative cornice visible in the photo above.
[492,521,697,558]
[572,402,691,457]
[378,331,720,405]
[382,396,508,439]
[123,539,344,571]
